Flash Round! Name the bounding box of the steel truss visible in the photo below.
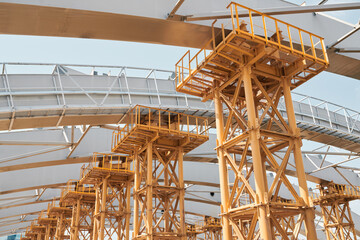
[112,105,209,239]
[203,216,222,240]
[175,2,329,240]
[79,153,134,240]
[312,183,360,240]
[38,211,57,240]
[60,180,96,240]
[47,200,72,240]
[185,216,222,240]
[186,224,201,240]
[133,143,186,239]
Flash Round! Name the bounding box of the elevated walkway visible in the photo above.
[0,63,358,153]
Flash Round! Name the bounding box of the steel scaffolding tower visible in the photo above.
[186,224,201,240]
[203,216,222,240]
[38,211,57,240]
[60,180,96,240]
[28,222,45,240]
[79,153,134,240]
[112,105,209,239]
[175,2,328,239]
[22,225,38,240]
[47,200,72,240]
[312,183,360,240]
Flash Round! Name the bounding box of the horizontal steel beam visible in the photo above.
[0,141,70,146]
[185,3,360,21]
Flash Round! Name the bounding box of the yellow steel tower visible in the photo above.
[175,2,328,239]
[38,211,57,240]
[28,222,45,240]
[47,200,72,240]
[203,216,222,240]
[312,183,360,240]
[112,105,209,239]
[60,180,96,240]
[79,153,134,240]
[186,223,201,240]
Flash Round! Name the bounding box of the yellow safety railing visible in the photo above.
[228,2,328,63]
[60,179,95,200]
[112,105,209,149]
[175,2,329,91]
[311,184,360,201]
[47,197,71,214]
[186,223,203,233]
[81,152,133,178]
[204,216,221,227]
[38,210,48,221]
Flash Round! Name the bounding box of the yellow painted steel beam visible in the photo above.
[174,3,329,239]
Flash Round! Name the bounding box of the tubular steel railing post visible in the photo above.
[249,10,254,38]
[310,35,316,60]
[235,5,240,30]
[275,20,281,47]
[263,16,268,45]
[343,108,351,133]
[307,98,316,124]
[287,25,293,52]
[230,6,235,30]
[299,30,305,56]
[325,103,333,129]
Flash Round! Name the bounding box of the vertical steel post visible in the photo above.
[99,177,108,240]
[133,151,140,237]
[243,66,272,240]
[45,224,50,240]
[73,198,81,240]
[283,78,318,239]
[92,186,100,240]
[146,142,153,240]
[214,81,232,240]
[125,181,131,240]
[178,147,186,239]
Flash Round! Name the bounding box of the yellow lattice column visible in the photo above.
[112,106,209,240]
[38,210,57,240]
[79,153,133,240]
[47,200,72,240]
[186,223,202,240]
[203,216,222,240]
[60,180,96,240]
[175,3,328,239]
[312,182,360,240]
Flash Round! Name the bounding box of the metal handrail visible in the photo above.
[311,184,360,201]
[176,2,329,92]
[112,105,209,149]
[61,179,95,200]
[81,152,132,178]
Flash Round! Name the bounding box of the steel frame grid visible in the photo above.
[312,183,360,240]
[78,152,134,240]
[174,3,329,240]
[46,200,72,240]
[175,2,329,101]
[112,105,210,240]
[60,180,96,240]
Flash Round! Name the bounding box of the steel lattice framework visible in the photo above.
[312,183,360,240]
[112,105,209,239]
[60,180,96,240]
[176,2,329,239]
[0,0,360,238]
[79,153,133,240]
